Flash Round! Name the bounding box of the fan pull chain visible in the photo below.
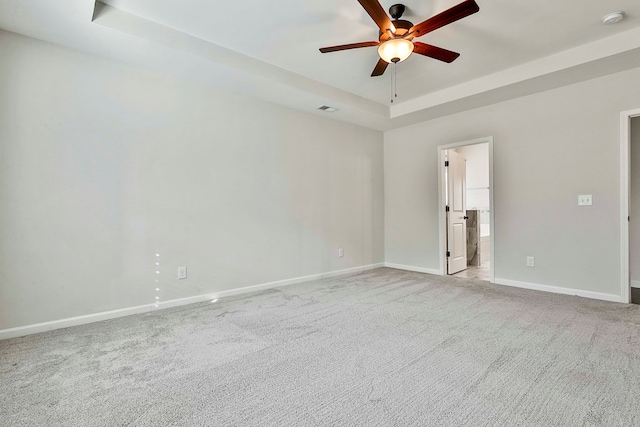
[390,62,398,104]
[390,63,394,104]
[394,62,398,101]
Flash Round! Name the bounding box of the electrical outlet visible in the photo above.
[178,266,187,279]
[338,248,344,258]
[578,194,592,206]
[526,256,535,267]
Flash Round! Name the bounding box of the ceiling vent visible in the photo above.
[317,105,338,112]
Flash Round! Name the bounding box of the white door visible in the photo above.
[447,150,467,274]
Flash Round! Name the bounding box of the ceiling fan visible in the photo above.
[319,0,479,76]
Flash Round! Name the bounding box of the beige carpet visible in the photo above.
[1,268,640,426]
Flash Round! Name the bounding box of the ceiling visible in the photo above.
[1,0,640,130]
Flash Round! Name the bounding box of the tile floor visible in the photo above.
[452,261,490,281]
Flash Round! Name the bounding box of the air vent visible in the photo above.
[317,105,338,112]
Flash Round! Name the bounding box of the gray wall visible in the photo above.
[0,32,385,329]
[454,143,489,211]
[631,117,640,285]
[454,144,489,190]
[385,66,640,297]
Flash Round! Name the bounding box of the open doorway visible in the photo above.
[621,109,640,304]
[438,137,494,283]
[630,116,640,304]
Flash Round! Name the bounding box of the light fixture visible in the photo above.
[378,38,414,64]
[602,11,624,25]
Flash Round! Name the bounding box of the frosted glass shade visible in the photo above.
[377,39,414,63]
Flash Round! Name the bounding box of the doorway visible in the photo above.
[628,115,640,304]
[438,137,494,283]
[620,109,640,304]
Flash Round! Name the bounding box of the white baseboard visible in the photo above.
[632,280,640,289]
[384,262,441,276]
[0,303,159,342]
[212,263,384,299]
[494,278,621,303]
[0,262,384,341]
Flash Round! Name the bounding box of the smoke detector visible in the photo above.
[602,11,624,25]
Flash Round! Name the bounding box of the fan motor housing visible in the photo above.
[393,19,413,35]
[380,19,414,41]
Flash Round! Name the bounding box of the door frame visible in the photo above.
[620,109,640,304]
[438,136,495,282]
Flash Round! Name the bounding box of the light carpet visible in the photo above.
[2,268,640,426]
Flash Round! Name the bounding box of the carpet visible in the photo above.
[1,268,640,426]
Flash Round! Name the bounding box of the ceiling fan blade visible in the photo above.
[319,41,379,53]
[371,58,389,77]
[410,0,479,37]
[413,42,460,63]
[357,0,395,32]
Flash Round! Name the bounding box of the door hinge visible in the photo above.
[444,160,449,167]
[446,205,450,212]
[446,251,451,257]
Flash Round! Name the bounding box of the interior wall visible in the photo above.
[454,143,489,210]
[630,117,640,285]
[385,66,640,297]
[0,31,384,330]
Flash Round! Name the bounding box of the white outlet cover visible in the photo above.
[578,194,592,206]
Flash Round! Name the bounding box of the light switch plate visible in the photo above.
[578,194,592,206]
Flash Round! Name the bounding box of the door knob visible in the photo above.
[463,216,469,220]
